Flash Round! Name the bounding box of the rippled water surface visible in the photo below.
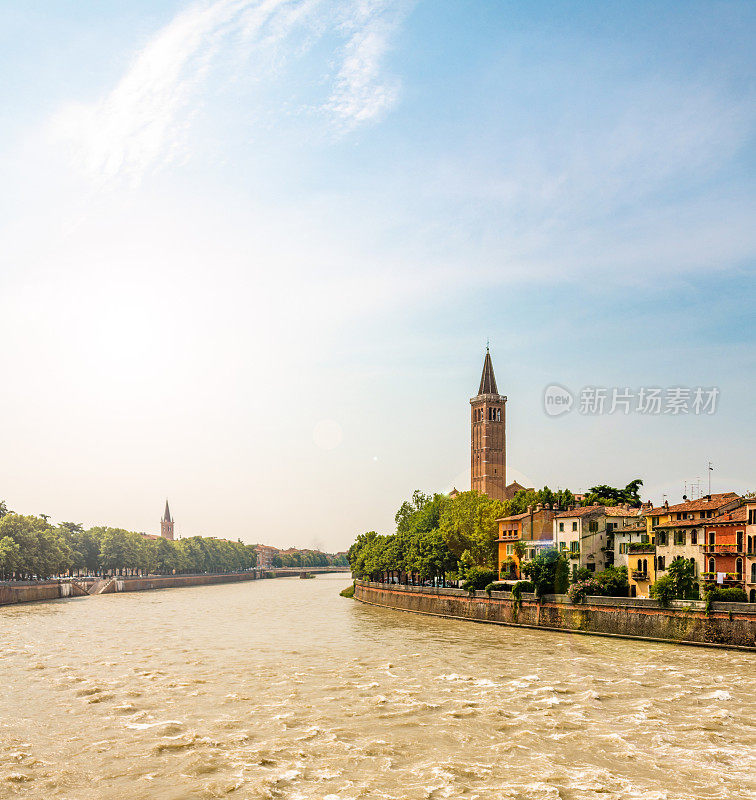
[1,574,755,799]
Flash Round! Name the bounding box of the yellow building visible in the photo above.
[627,545,656,598]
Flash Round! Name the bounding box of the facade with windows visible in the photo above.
[613,521,650,569]
[643,493,743,594]
[628,546,656,598]
[554,505,641,576]
[496,505,555,579]
[703,506,747,592]
[746,500,756,603]
[652,520,705,588]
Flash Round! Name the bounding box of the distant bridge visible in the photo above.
[262,566,352,577]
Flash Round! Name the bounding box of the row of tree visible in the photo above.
[349,490,499,584]
[271,550,348,568]
[0,512,259,580]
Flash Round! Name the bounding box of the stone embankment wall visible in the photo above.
[114,572,259,593]
[0,581,90,606]
[354,581,756,650]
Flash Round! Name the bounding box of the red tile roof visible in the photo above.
[555,506,605,518]
[604,506,642,518]
[654,519,706,529]
[705,506,747,525]
[496,512,530,522]
[555,505,639,519]
[644,493,739,516]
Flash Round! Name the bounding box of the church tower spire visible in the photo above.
[161,499,174,540]
[470,346,507,501]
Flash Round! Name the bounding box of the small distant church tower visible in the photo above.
[161,500,174,540]
[470,346,508,501]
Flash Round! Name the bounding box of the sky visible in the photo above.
[1,1,755,551]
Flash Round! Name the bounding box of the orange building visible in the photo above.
[745,499,756,602]
[703,505,747,591]
[496,505,556,579]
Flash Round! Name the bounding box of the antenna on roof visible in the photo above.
[708,461,714,496]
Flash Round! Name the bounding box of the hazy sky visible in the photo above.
[1,1,755,551]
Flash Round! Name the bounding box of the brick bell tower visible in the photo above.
[470,346,507,501]
[161,499,174,540]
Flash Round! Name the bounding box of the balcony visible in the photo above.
[702,544,743,555]
[702,572,743,584]
[628,546,655,555]
[631,570,648,581]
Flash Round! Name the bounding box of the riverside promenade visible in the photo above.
[354,580,756,651]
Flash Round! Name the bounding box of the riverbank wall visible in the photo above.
[0,580,90,606]
[354,580,756,650]
[112,572,259,593]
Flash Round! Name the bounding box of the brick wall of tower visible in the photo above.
[161,519,174,540]
[470,395,507,501]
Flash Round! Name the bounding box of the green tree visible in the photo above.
[582,479,644,507]
[509,486,575,515]
[521,548,569,598]
[649,574,676,607]
[439,491,507,568]
[0,536,20,580]
[99,528,133,575]
[667,556,697,599]
[0,514,72,579]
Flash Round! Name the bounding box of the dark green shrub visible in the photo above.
[339,582,355,598]
[513,580,534,593]
[461,567,497,592]
[710,587,748,603]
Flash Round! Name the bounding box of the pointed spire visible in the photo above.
[478,347,498,395]
[163,499,171,523]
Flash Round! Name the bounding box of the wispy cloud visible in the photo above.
[327,2,409,131]
[51,0,409,186]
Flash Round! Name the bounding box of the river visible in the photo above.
[1,574,754,799]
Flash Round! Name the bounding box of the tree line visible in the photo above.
[347,482,645,591]
[0,503,257,580]
[271,550,348,568]
[348,488,531,585]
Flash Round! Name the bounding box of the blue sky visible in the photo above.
[1,1,754,549]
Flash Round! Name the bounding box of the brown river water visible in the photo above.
[1,574,755,800]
